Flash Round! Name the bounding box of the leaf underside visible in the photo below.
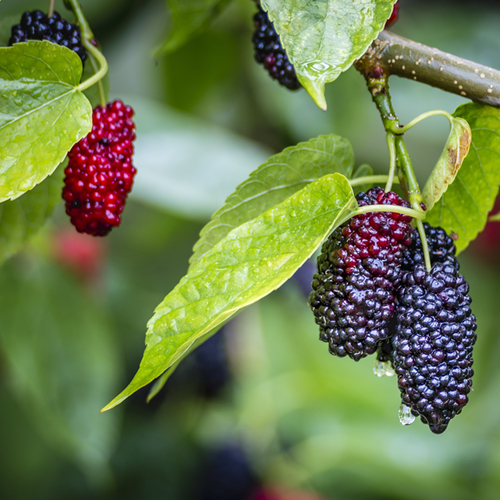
[426,103,500,254]
[103,173,357,411]
[422,116,471,211]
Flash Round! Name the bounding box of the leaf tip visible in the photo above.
[299,76,327,111]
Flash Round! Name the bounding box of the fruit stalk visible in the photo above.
[48,0,56,18]
[64,0,108,103]
[358,31,500,108]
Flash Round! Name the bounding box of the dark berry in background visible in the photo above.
[191,331,231,399]
[63,100,137,236]
[196,444,259,500]
[384,1,400,30]
[252,6,301,90]
[309,187,413,361]
[392,262,477,434]
[9,10,87,65]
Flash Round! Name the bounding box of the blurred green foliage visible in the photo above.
[1,0,500,499]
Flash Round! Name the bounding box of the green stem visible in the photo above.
[64,0,108,99]
[385,132,397,192]
[48,0,56,17]
[349,175,399,188]
[338,204,426,227]
[386,109,454,134]
[416,219,432,271]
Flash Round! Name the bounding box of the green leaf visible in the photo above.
[156,0,234,55]
[0,164,64,266]
[189,134,355,268]
[426,103,500,253]
[422,117,471,211]
[103,173,357,411]
[0,41,92,202]
[261,0,397,109]
[0,258,121,482]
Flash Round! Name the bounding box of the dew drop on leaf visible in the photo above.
[398,403,416,426]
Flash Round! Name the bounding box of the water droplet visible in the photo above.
[398,403,416,426]
[373,359,395,377]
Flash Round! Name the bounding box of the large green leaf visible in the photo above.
[0,164,64,266]
[0,258,121,482]
[262,0,397,109]
[426,103,500,253]
[422,116,471,211]
[103,173,357,411]
[0,41,92,202]
[156,0,234,55]
[189,134,355,268]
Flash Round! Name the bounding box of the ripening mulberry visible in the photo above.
[309,187,413,361]
[9,10,87,64]
[62,100,136,236]
[392,262,477,434]
[252,6,301,90]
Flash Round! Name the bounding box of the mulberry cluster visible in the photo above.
[9,10,87,65]
[252,6,301,90]
[392,262,477,434]
[309,187,413,361]
[62,100,137,236]
[309,188,477,433]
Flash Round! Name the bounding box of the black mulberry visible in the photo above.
[403,223,457,270]
[9,10,87,65]
[252,6,301,90]
[392,262,477,434]
[309,187,413,361]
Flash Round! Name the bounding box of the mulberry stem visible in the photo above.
[338,204,425,227]
[48,0,56,17]
[349,175,400,188]
[385,132,397,192]
[65,0,108,100]
[386,109,454,134]
[416,219,432,272]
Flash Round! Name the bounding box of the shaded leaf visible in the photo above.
[103,173,357,411]
[422,116,471,211]
[0,41,92,202]
[0,164,64,266]
[426,103,500,253]
[261,0,397,108]
[156,0,233,55]
[127,96,271,219]
[351,163,374,194]
[189,134,355,268]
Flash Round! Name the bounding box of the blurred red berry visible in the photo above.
[385,1,399,30]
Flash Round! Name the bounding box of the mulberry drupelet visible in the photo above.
[9,10,87,64]
[309,187,413,361]
[62,100,137,236]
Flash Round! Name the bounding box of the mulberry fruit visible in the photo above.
[392,262,477,434]
[309,187,413,361]
[62,100,137,236]
[9,10,87,65]
[252,6,301,90]
[403,223,457,270]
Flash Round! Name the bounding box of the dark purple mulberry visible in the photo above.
[403,223,458,271]
[252,6,301,90]
[392,262,477,434]
[309,187,413,361]
[9,10,87,65]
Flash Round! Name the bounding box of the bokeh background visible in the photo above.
[1,0,500,499]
